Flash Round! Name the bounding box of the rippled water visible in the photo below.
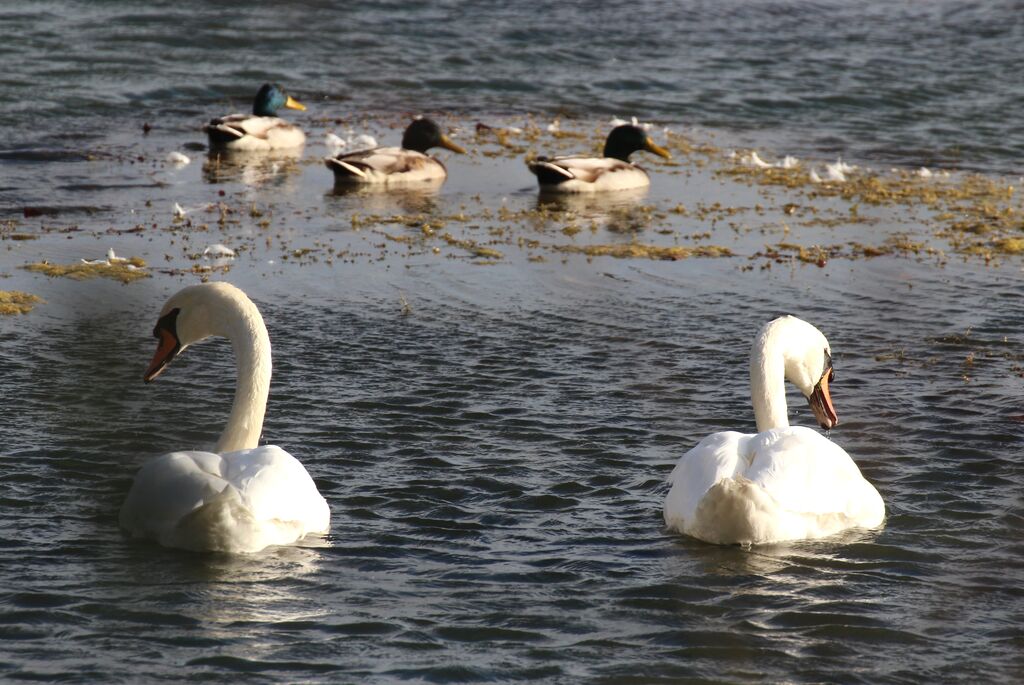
[3,254,1023,682]
[2,1,1023,172]
[2,1,1024,683]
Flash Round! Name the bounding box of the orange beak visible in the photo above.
[808,370,838,429]
[439,134,466,154]
[144,327,180,382]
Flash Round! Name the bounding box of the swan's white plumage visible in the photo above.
[663,315,884,545]
[119,446,329,553]
[120,282,329,553]
[664,427,884,545]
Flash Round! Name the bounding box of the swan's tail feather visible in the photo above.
[686,478,855,545]
[171,485,255,552]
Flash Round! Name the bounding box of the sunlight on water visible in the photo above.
[1,1,1022,683]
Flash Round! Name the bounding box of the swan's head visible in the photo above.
[772,315,838,429]
[144,282,251,382]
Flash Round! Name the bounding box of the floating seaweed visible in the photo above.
[22,257,149,283]
[0,290,43,315]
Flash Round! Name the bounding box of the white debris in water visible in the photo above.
[740,151,772,168]
[824,165,846,182]
[739,151,799,169]
[630,116,653,131]
[325,132,346,153]
[546,119,560,133]
[916,167,950,179]
[203,244,236,258]
[824,158,855,182]
[832,158,857,174]
[165,151,190,167]
[81,248,127,265]
[173,202,187,218]
[350,133,377,150]
[609,116,654,131]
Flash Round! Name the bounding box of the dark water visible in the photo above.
[2,2,1024,683]
[2,1,1023,173]
[3,255,1024,682]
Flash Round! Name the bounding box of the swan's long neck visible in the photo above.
[750,326,790,432]
[214,301,272,453]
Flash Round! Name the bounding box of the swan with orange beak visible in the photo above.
[664,315,884,545]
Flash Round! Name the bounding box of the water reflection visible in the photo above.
[537,186,649,229]
[668,526,886,580]
[202,149,303,187]
[325,181,442,215]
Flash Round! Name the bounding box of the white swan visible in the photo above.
[119,282,329,553]
[664,316,884,545]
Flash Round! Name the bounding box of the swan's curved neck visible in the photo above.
[214,300,271,453]
[750,326,790,432]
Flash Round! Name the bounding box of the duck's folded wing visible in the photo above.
[204,115,287,140]
[326,147,428,178]
[529,156,634,184]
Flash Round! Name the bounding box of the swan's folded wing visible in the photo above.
[119,451,228,535]
[222,445,330,533]
[665,431,748,527]
[745,427,883,524]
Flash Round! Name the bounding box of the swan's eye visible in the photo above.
[153,308,181,340]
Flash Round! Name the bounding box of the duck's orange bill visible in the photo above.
[644,137,672,159]
[440,134,466,154]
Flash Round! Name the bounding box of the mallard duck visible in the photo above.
[203,83,307,151]
[528,124,671,193]
[325,118,465,185]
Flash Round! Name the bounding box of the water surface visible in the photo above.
[2,2,1023,683]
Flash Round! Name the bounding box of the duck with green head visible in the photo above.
[528,124,671,193]
[204,83,307,151]
[325,117,466,186]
